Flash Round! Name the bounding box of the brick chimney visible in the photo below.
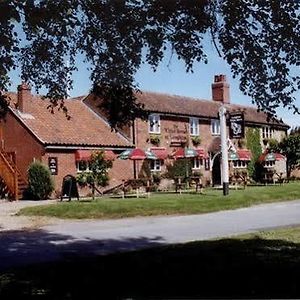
[17,82,32,112]
[212,74,230,104]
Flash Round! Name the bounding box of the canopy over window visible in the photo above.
[229,149,252,161]
[150,147,168,160]
[75,150,116,161]
[259,152,286,162]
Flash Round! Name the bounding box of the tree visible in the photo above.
[76,151,113,199]
[0,0,299,128]
[269,133,300,177]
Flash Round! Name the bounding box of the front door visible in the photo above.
[212,154,221,186]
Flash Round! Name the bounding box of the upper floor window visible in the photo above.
[150,159,161,171]
[148,114,160,134]
[189,118,199,136]
[211,119,220,135]
[262,126,274,139]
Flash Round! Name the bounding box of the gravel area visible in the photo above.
[0,199,60,231]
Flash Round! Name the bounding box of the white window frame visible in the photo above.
[192,158,203,170]
[189,117,199,136]
[233,160,248,168]
[262,126,274,139]
[76,160,91,173]
[150,159,161,172]
[148,114,160,134]
[211,119,220,135]
[264,161,275,168]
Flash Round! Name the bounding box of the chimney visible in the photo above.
[17,82,32,112]
[212,74,230,104]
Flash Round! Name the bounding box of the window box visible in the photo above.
[191,136,201,146]
[149,134,161,146]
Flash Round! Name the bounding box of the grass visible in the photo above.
[19,182,300,219]
[2,226,300,299]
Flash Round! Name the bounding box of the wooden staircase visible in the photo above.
[0,151,27,200]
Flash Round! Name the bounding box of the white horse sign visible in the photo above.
[229,113,245,139]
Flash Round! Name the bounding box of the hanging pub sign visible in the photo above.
[229,113,245,139]
[48,157,58,175]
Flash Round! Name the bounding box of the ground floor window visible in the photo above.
[233,160,248,168]
[150,159,161,171]
[76,160,91,172]
[193,158,204,170]
[264,161,275,167]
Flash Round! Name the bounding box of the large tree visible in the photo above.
[1,0,299,128]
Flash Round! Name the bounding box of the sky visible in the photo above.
[10,44,300,129]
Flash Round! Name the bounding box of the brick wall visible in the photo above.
[1,112,44,180]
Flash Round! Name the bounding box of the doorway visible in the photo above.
[212,154,221,186]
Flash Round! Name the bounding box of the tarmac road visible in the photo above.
[1,199,300,271]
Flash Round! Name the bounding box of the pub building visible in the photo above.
[0,75,289,199]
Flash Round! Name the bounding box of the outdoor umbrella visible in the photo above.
[118,148,157,179]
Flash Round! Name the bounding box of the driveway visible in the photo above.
[1,199,300,270]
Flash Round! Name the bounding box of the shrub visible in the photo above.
[27,161,54,200]
[166,159,192,180]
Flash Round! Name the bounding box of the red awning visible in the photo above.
[237,149,252,161]
[195,148,208,159]
[259,152,286,162]
[75,150,116,161]
[150,147,168,160]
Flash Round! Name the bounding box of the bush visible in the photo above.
[27,161,55,200]
[166,159,192,180]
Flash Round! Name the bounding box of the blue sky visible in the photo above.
[10,46,300,129]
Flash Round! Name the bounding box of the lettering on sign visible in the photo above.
[229,113,245,139]
[48,157,58,175]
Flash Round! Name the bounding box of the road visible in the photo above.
[1,199,300,271]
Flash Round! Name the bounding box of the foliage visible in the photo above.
[246,127,262,180]
[191,136,201,146]
[273,134,300,176]
[76,151,112,199]
[27,161,54,200]
[0,1,299,129]
[149,134,161,145]
[166,159,192,180]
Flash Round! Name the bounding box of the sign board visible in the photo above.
[60,174,79,201]
[229,113,245,139]
[48,157,58,175]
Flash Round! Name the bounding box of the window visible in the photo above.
[76,161,91,172]
[192,158,203,170]
[150,159,161,171]
[264,161,275,167]
[211,119,220,135]
[233,160,248,168]
[148,114,160,134]
[189,118,199,136]
[262,126,274,139]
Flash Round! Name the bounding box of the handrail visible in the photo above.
[0,151,18,200]
[2,151,28,184]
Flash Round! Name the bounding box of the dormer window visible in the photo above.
[189,118,199,136]
[149,114,160,134]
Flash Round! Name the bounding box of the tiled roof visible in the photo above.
[8,93,131,148]
[136,91,288,128]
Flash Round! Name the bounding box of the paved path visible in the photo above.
[1,199,300,270]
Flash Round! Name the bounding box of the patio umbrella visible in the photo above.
[172,147,199,159]
[118,148,157,178]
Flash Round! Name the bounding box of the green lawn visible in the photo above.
[19,182,300,219]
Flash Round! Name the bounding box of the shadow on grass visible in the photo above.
[1,230,300,299]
